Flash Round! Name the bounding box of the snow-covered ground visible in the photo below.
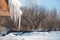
[0,31,60,40]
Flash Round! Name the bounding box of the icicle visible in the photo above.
[8,0,23,31]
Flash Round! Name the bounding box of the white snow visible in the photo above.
[0,31,60,40]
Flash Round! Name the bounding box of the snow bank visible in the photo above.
[0,31,60,40]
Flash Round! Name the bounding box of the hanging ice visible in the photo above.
[8,0,23,30]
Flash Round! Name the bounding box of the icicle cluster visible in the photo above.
[8,0,23,30]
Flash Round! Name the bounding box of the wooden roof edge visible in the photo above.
[0,13,10,16]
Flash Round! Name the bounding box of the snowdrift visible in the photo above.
[0,31,60,40]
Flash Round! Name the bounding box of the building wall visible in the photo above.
[0,0,9,16]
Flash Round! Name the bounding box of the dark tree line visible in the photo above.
[20,7,60,31]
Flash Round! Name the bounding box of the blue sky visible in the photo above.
[20,0,60,12]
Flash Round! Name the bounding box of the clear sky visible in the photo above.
[20,0,60,12]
